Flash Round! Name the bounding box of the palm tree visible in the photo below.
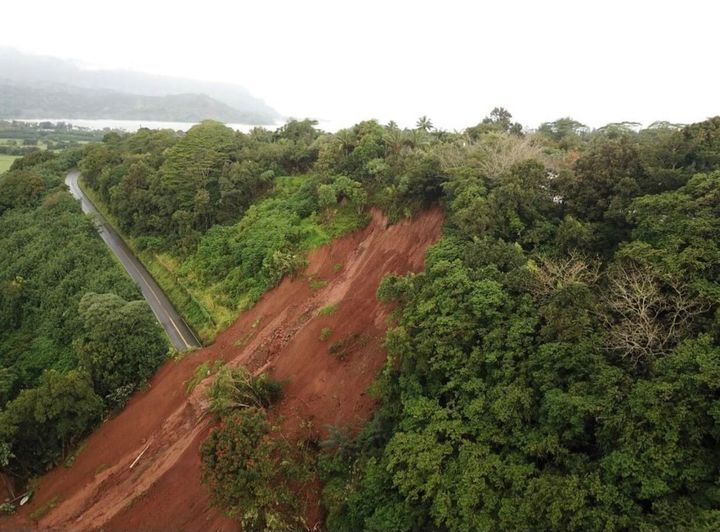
[383,127,404,157]
[335,129,355,155]
[416,115,434,133]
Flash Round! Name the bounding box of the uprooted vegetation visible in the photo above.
[328,333,370,360]
[185,359,224,394]
[205,366,283,419]
[200,366,312,530]
[201,408,313,531]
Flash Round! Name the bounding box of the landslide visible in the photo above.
[7,208,443,532]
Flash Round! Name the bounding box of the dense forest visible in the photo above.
[0,150,167,495]
[3,109,720,529]
[319,114,720,531]
[72,111,720,529]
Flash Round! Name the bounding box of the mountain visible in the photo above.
[0,81,269,123]
[0,48,280,124]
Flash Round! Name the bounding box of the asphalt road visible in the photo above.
[65,170,202,351]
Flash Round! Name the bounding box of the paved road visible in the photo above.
[65,170,201,351]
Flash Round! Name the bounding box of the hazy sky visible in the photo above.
[3,0,719,130]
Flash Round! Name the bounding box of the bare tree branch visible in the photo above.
[530,252,601,298]
[602,264,710,365]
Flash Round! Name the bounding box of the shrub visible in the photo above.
[328,333,368,360]
[0,502,15,515]
[201,408,306,531]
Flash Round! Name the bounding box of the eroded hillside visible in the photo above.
[9,208,442,532]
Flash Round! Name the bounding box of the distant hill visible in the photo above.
[0,81,269,123]
[0,48,280,124]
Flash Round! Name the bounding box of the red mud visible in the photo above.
[4,208,442,532]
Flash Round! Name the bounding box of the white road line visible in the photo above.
[113,242,193,349]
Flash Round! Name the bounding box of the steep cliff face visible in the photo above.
[8,208,442,532]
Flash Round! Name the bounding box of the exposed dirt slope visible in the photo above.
[6,208,442,532]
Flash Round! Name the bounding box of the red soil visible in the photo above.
[5,208,442,532]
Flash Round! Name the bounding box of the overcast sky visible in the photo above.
[2,0,719,130]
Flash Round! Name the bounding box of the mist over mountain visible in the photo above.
[0,48,280,124]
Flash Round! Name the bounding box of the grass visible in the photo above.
[298,216,332,250]
[63,441,87,468]
[0,154,18,173]
[142,252,222,342]
[326,209,370,238]
[319,327,333,341]
[29,495,59,521]
[186,359,224,394]
[318,302,339,316]
[307,275,328,290]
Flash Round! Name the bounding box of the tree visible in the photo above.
[537,118,588,149]
[0,370,103,476]
[8,150,56,172]
[625,170,720,294]
[318,183,337,218]
[0,171,46,214]
[602,264,708,366]
[328,175,367,214]
[680,116,720,172]
[75,293,168,408]
[468,132,548,177]
[466,107,523,139]
[637,122,692,193]
[273,119,321,173]
[156,120,241,232]
[415,116,434,133]
[319,116,720,531]
[565,132,645,249]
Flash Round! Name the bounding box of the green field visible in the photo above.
[0,154,18,173]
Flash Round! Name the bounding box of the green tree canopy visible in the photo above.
[0,369,103,476]
[76,292,168,408]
